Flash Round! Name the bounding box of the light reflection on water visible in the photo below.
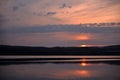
[80,58,88,66]
[0,63,120,80]
[0,56,120,80]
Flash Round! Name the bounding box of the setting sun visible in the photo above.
[80,45,87,47]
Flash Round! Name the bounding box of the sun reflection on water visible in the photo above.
[75,70,90,77]
[81,62,87,66]
[80,58,88,66]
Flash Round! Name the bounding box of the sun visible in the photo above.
[80,45,87,47]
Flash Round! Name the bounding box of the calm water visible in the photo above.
[0,56,120,80]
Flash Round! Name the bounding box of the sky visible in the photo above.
[0,0,120,47]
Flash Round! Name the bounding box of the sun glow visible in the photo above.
[76,35,89,40]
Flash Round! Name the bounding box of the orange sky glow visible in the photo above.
[0,0,120,26]
[0,0,120,47]
[75,35,90,40]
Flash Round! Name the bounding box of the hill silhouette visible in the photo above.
[0,45,120,55]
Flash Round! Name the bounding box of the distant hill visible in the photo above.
[0,45,120,55]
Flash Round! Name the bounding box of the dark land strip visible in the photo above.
[0,45,120,55]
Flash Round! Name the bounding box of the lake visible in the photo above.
[0,56,120,80]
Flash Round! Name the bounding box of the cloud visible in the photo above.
[1,25,120,34]
[0,14,4,23]
[0,0,120,27]
[0,0,120,46]
[1,31,119,47]
[46,12,57,16]
[33,12,43,16]
[0,14,10,24]
[12,6,19,11]
[33,12,57,16]
[12,3,25,11]
[105,0,120,5]
[59,3,72,9]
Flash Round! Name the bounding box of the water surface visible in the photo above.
[0,56,120,80]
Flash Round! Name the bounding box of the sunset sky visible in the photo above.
[0,0,120,47]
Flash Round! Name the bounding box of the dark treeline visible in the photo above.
[0,45,120,55]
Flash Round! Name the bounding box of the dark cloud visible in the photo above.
[59,3,72,9]
[33,11,57,16]
[13,6,19,11]
[46,12,56,15]
[12,3,25,11]
[46,12,57,16]
[2,24,120,34]
[33,12,43,16]
[106,0,120,5]
[0,14,9,23]
[0,14,19,25]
